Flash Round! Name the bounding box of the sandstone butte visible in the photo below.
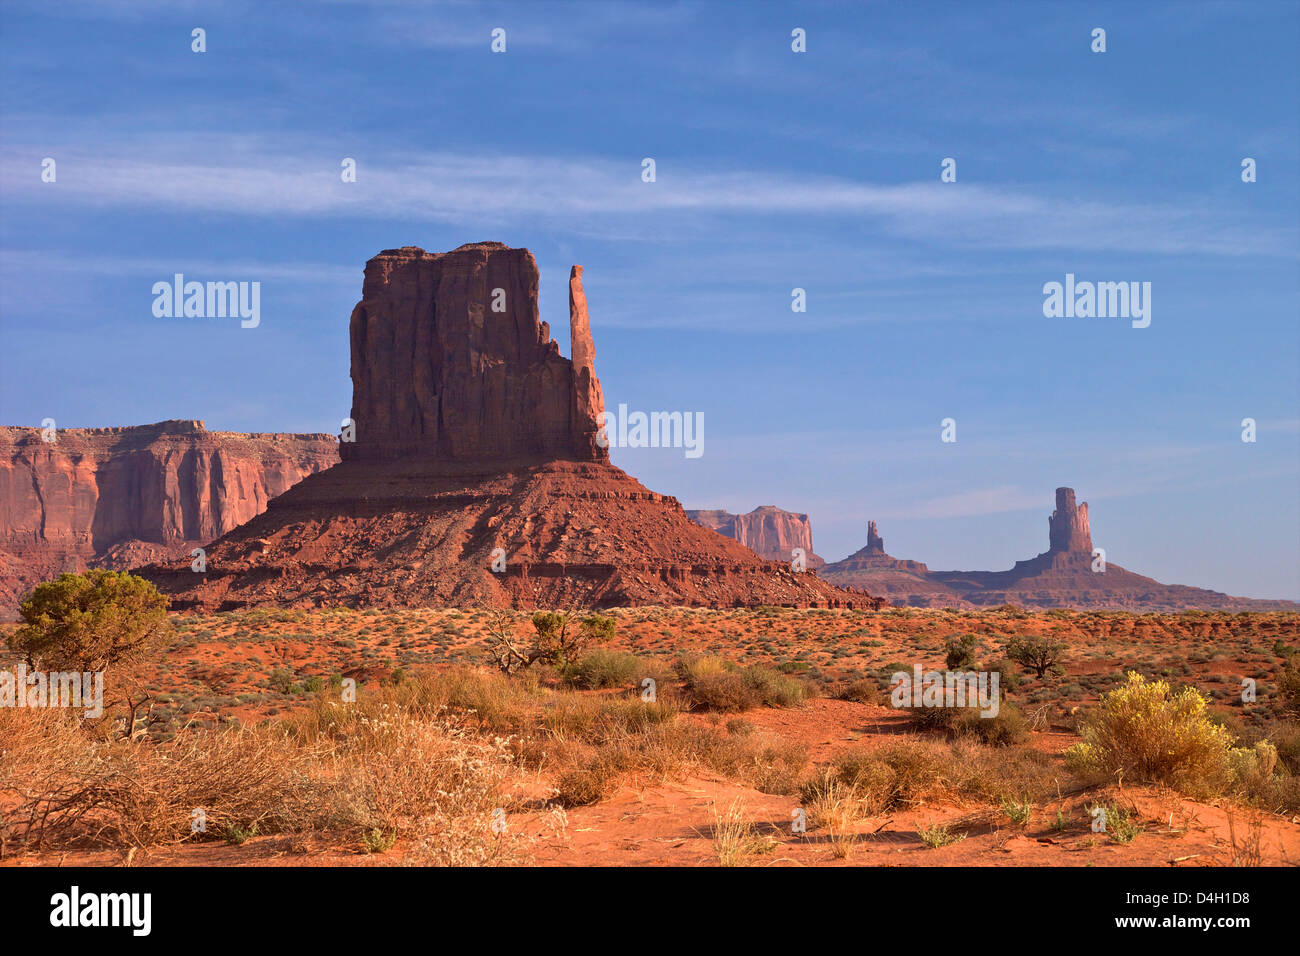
[819,487,1299,612]
[0,421,338,616]
[141,242,877,612]
[687,506,826,570]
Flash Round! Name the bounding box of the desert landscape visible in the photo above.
[5,604,1297,868]
[2,241,1297,874]
[1,3,1297,940]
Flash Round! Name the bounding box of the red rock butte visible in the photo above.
[687,506,825,570]
[343,243,606,465]
[143,243,874,612]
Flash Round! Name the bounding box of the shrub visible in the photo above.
[10,570,170,673]
[689,672,756,712]
[741,665,807,708]
[483,608,614,674]
[684,662,807,711]
[1001,797,1033,826]
[565,649,643,689]
[1089,802,1139,844]
[1279,655,1300,718]
[269,667,295,694]
[834,678,881,704]
[802,741,945,816]
[918,822,964,848]
[1065,672,1238,797]
[944,634,979,670]
[1272,722,1300,774]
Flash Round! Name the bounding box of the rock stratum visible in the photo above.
[687,506,825,569]
[0,421,339,615]
[142,242,873,612]
[820,487,1298,611]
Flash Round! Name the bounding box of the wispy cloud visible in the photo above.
[4,136,1294,258]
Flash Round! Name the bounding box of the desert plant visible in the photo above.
[9,570,171,737]
[565,649,643,690]
[834,677,881,704]
[1001,797,1033,826]
[1005,635,1067,680]
[710,799,776,866]
[1278,654,1300,718]
[10,570,170,673]
[1065,672,1238,797]
[919,822,964,848]
[1089,802,1139,844]
[482,608,614,674]
[944,634,979,670]
[361,827,398,854]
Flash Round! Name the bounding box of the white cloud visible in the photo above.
[4,135,1294,258]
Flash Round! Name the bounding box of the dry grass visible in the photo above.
[709,799,777,867]
[0,684,519,861]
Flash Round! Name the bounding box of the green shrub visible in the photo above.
[944,634,979,670]
[10,569,170,672]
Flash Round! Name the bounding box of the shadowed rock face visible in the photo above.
[143,244,873,612]
[0,421,339,615]
[343,242,608,465]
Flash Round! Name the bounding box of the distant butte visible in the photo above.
[687,506,825,569]
[819,487,1298,612]
[141,243,875,612]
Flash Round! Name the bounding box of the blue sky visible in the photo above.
[1,0,1297,599]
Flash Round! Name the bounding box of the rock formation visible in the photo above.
[819,490,1298,611]
[343,243,608,465]
[866,520,884,553]
[687,506,825,569]
[1048,487,1092,554]
[143,244,875,612]
[0,421,338,615]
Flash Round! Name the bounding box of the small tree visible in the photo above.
[531,611,615,669]
[483,607,615,674]
[10,570,171,736]
[483,608,532,675]
[1005,635,1066,680]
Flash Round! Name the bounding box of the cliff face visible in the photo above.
[0,421,339,612]
[343,242,607,464]
[687,506,825,568]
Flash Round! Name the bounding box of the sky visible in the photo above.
[1,0,1297,599]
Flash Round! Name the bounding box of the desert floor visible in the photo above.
[3,606,1297,867]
